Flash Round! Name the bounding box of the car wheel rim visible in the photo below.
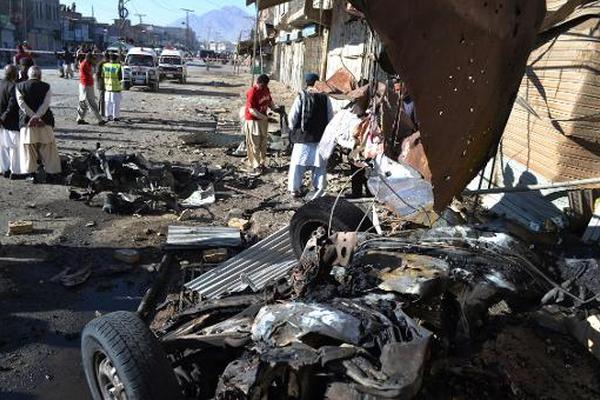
[95,352,128,400]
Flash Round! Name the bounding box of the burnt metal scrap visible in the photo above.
[350,0,546,211]
[62,144,221,215]
[151,222,597,399]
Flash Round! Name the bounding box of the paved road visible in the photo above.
[0,64,262,400]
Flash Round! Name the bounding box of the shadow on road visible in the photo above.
[187,81,244,88]
[0,241,160,397]
[156,87,240,98]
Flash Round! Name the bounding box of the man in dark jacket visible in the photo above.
[63,46,74,79]
[0,65,21,177]
[16,66,61,175]
[287,73,333,199]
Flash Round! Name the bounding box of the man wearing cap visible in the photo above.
[243,74,276,174]
[287,73,333,199]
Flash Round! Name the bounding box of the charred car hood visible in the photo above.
[351,0,546,211]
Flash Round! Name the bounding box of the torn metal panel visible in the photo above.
[184,227,297,298]
[166,226,242,249]
[351,0,546,211]
[251,302,364,346]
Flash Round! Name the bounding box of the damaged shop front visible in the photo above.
[78,1,600,399]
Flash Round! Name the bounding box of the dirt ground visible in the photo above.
[1,64,599,400]
[0,64,298,399]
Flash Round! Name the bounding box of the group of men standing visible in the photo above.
[0,49,124,180]
[0,64,61,179]
[76,52,124,126]
[243,73,334,200]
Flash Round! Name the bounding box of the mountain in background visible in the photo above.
[171,6,253,43]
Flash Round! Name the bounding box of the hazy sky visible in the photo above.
[61,0,253,26]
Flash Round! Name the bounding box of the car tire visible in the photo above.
[289,196,373,259]
[81,311,182,400]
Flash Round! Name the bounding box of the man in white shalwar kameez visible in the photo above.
[287,73,333,199]
[16,66,61,176]
[0,65,22,177]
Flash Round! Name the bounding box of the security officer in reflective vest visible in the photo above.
[103,53,123,122]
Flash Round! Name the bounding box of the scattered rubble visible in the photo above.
[63,144,221,215]
[7,220,34,236]
[227,218,250,231]
[113,249,141,265]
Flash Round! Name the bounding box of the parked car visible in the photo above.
[159,49,188,84]
[122,47,160,92]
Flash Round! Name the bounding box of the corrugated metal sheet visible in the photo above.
[167,226,242,249]
[184,226,297,298]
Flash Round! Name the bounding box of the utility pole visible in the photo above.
[180,8,194,50]
[118,0,130,38]
[134,13,146,25]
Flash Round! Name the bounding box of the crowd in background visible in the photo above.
[0,41,124,182]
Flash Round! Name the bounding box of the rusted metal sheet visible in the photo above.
[351,0,546,211]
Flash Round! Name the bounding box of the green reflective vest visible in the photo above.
[103,63,122,92]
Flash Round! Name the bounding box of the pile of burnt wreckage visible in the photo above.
[79,1,600,399]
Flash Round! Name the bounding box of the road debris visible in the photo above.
[202,248,229,264]
[184,226,297,299]
[143,218,600,399]
[179,183,216,207]
[7,220,34,236]
[227,218,250,231]
[50,266,92,287]
[113,249,141,265]
[63,145,220,215]
[166,226,242,250]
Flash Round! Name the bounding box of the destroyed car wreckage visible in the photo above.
[80,220,600,400]
[79,1,600,399]
[64,144,220,215]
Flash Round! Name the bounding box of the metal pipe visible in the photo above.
[463,177,600,195]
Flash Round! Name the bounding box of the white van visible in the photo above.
[122,47,160,92]
[158,49,188,83]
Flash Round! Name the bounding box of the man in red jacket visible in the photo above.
[243,74,276,174]
[77,53,106,126]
